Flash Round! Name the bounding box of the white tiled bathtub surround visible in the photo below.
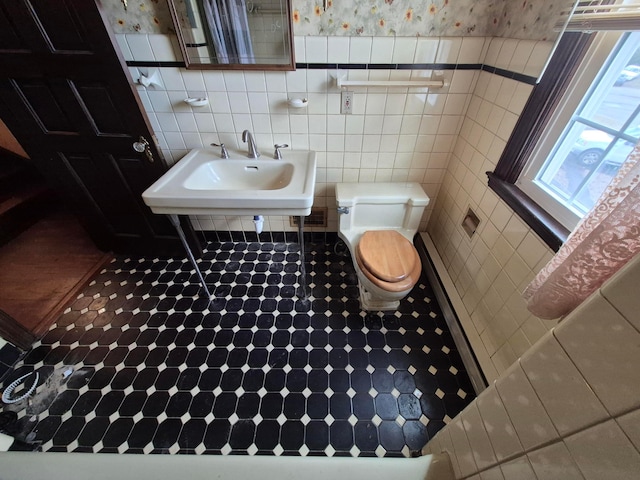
[423,252,640,479]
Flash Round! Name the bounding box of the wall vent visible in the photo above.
[290,207,327,227]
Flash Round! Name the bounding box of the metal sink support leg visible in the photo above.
[168,214,212,299]
[298,215,309,301]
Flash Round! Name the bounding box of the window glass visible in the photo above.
[520,33,640,226]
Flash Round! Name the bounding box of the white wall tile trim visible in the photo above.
[118,33,550,77]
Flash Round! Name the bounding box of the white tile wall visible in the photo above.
[554,291,640,417]
[520,332,608,436]
[494,362,559,450]
[460,402,497,470]
[499,456,537,480]
[423,34,640,478]
[475,387,522,461]
[423,252,640,479]
[428,37,557,378]
[564,420,640,480]
[527,442,584,480]
[120,32,570,403]
[118,34,498,234]
[478,467,504,480]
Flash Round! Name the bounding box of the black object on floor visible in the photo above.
[0,410,18,432]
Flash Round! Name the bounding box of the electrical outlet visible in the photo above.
[341,90,353,114]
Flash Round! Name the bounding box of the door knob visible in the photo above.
[133,136,154,162]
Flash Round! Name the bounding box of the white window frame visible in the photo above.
[516,30,634,231]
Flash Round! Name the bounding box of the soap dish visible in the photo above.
[288,98,308,108]
[184,97,209,107]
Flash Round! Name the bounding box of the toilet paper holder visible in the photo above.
[462,208,480,238]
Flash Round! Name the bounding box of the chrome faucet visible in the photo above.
[242,130,260,158]
[210,142,229,158]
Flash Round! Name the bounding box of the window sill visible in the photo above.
[487,172,569,252]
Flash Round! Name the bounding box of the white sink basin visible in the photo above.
[183,160,294,191]
[142,148,317,216]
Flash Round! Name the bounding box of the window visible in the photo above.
[488,1,640,251]
[487,32,596,251]
[518,32,640,230]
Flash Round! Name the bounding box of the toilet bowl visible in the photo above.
[335,182,430,311]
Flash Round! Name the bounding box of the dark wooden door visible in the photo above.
[0,0,182,254]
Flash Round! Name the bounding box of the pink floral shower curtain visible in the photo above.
[523,142,640,320]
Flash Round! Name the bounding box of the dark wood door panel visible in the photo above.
[27,0,93,53]
[115,156,176,236]
[65,153,151,235]
[0,0,96,54]
[0,4,27,51]
[0,0,189,347]
[1,78,166,173]
[9,78,137,137]
[73,81,134,136]
[0,0,187,256]
[0,1,48,52]
[9,79,80,134]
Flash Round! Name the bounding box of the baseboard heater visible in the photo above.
[414,234,488,395]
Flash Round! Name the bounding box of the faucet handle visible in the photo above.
[273,143,289,159]
[211,143,229,159]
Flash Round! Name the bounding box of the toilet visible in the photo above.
[335,182,430,311]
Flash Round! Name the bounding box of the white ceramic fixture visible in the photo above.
[142,148,317,216]
[336,182,430,311]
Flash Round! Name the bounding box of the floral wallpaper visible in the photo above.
[497,0,566,41]
[293,0,497,37]
[102,0,564,41]
[101,0,174,34]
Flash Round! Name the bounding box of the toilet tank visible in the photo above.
[335,182,430,233]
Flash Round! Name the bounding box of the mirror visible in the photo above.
[167,0,295,70]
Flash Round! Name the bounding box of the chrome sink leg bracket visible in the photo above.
[297,215,309,302]
[168,214,212,299]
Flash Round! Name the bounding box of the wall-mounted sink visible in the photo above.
[183,161,294,191]
[142,148,317,216]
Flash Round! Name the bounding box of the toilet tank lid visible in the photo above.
[335,182,430,207]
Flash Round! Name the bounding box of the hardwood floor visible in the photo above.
[0,210,111,338]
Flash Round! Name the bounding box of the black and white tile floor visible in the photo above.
[2,233,475,457]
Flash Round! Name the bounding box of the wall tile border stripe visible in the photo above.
[126,61,538,85]
[128,61,187,68]
[481,65,537,85]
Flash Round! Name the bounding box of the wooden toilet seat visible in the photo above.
[355,230,422,293]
